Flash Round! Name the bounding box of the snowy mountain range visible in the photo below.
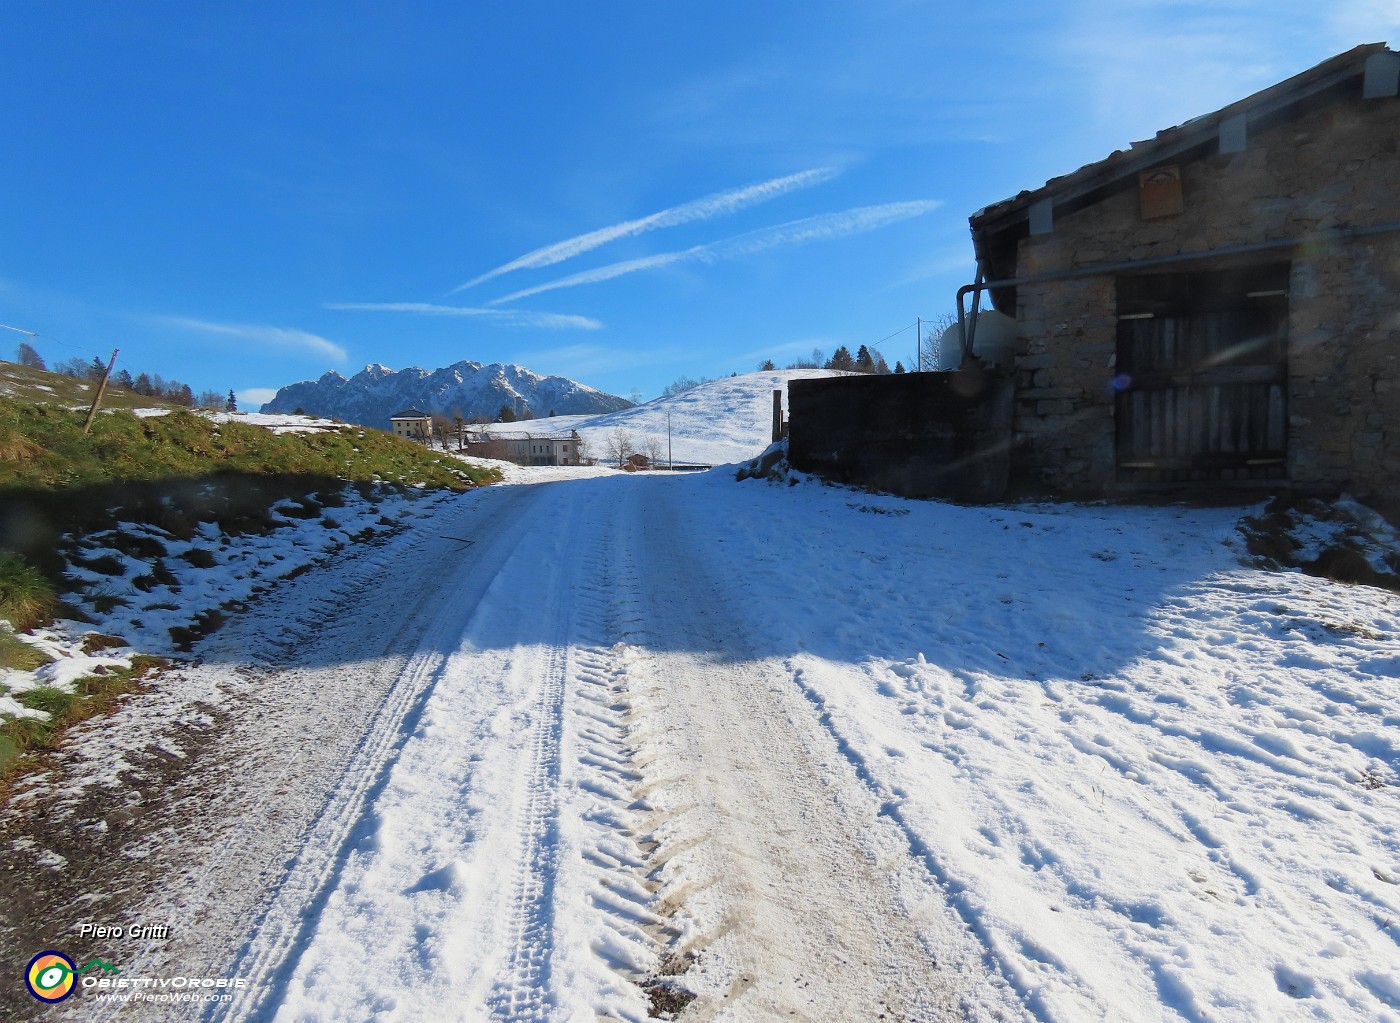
[259,361,633,426]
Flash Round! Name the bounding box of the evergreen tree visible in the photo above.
[854,345,875,373]
[497,404,517,423]
[872,352,890,374]
[226,389,237,412]
[759,359,776,371]
[16,342,45,369]
[114,368,134,390]
[88,356,108,380]
[133,372,153,395]
[894,360,906,374]
[825,346,855,372]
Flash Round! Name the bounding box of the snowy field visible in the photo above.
[131,409,347,433]
[202,411,346,433]
[479,368,839,465]
[709,472,1400,1021]
[1,463,1397,1022]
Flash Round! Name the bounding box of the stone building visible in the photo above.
[966,43,1400,510]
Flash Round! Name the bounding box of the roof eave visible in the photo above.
[970,42,1391,246]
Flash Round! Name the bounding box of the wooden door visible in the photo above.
[1115,265,1289,484]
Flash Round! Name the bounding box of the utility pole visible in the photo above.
[82,348,119,435]
[667,411,672,471]
[916,316,922,372]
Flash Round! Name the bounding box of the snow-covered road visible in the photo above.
[191,471,1017,1022]
[6,466,1397,1023]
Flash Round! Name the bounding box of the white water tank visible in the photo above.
[935,309,1018,370]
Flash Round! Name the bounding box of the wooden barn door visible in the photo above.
[1115,264,1289,484]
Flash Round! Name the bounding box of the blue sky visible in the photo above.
[1,2,1395,406]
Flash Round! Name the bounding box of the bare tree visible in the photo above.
[643,435,664,469]
[605,428,634,467]
[785,347,824,369]
[919,312,958,371]
[430,415,455,450]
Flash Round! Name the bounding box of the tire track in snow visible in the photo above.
[70,491,525,1023]
[486,637,567,1022]
[488,480,665,1019]
[569,508,674,1014]
[625,476,1027,1022]
[198,477,667,1021]
[204,485,551,1023]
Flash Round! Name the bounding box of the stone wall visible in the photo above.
[1007,88,1400,510]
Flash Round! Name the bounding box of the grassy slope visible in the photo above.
[0,359,181,412]
[0,401,494,492]
[0,392,500,781]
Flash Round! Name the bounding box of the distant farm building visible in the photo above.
[389,408,432,442]
[464,431,584,466]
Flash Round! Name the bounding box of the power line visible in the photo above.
[866,321,917,349]
[0,323,105,358]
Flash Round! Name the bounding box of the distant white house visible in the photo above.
[465,430,584,466]
[389,407,432,442]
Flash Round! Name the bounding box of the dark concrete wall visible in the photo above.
[788,369,1013,502]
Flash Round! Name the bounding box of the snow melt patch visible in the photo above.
[61,486,453,656]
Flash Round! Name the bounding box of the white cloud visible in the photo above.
[710,200,943,260]
[487,252,698,305]
[452,167,840,292]
[159,316,347,363]
[490,199,943,305]
[323,302,602,330]
[237,387,280,408]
